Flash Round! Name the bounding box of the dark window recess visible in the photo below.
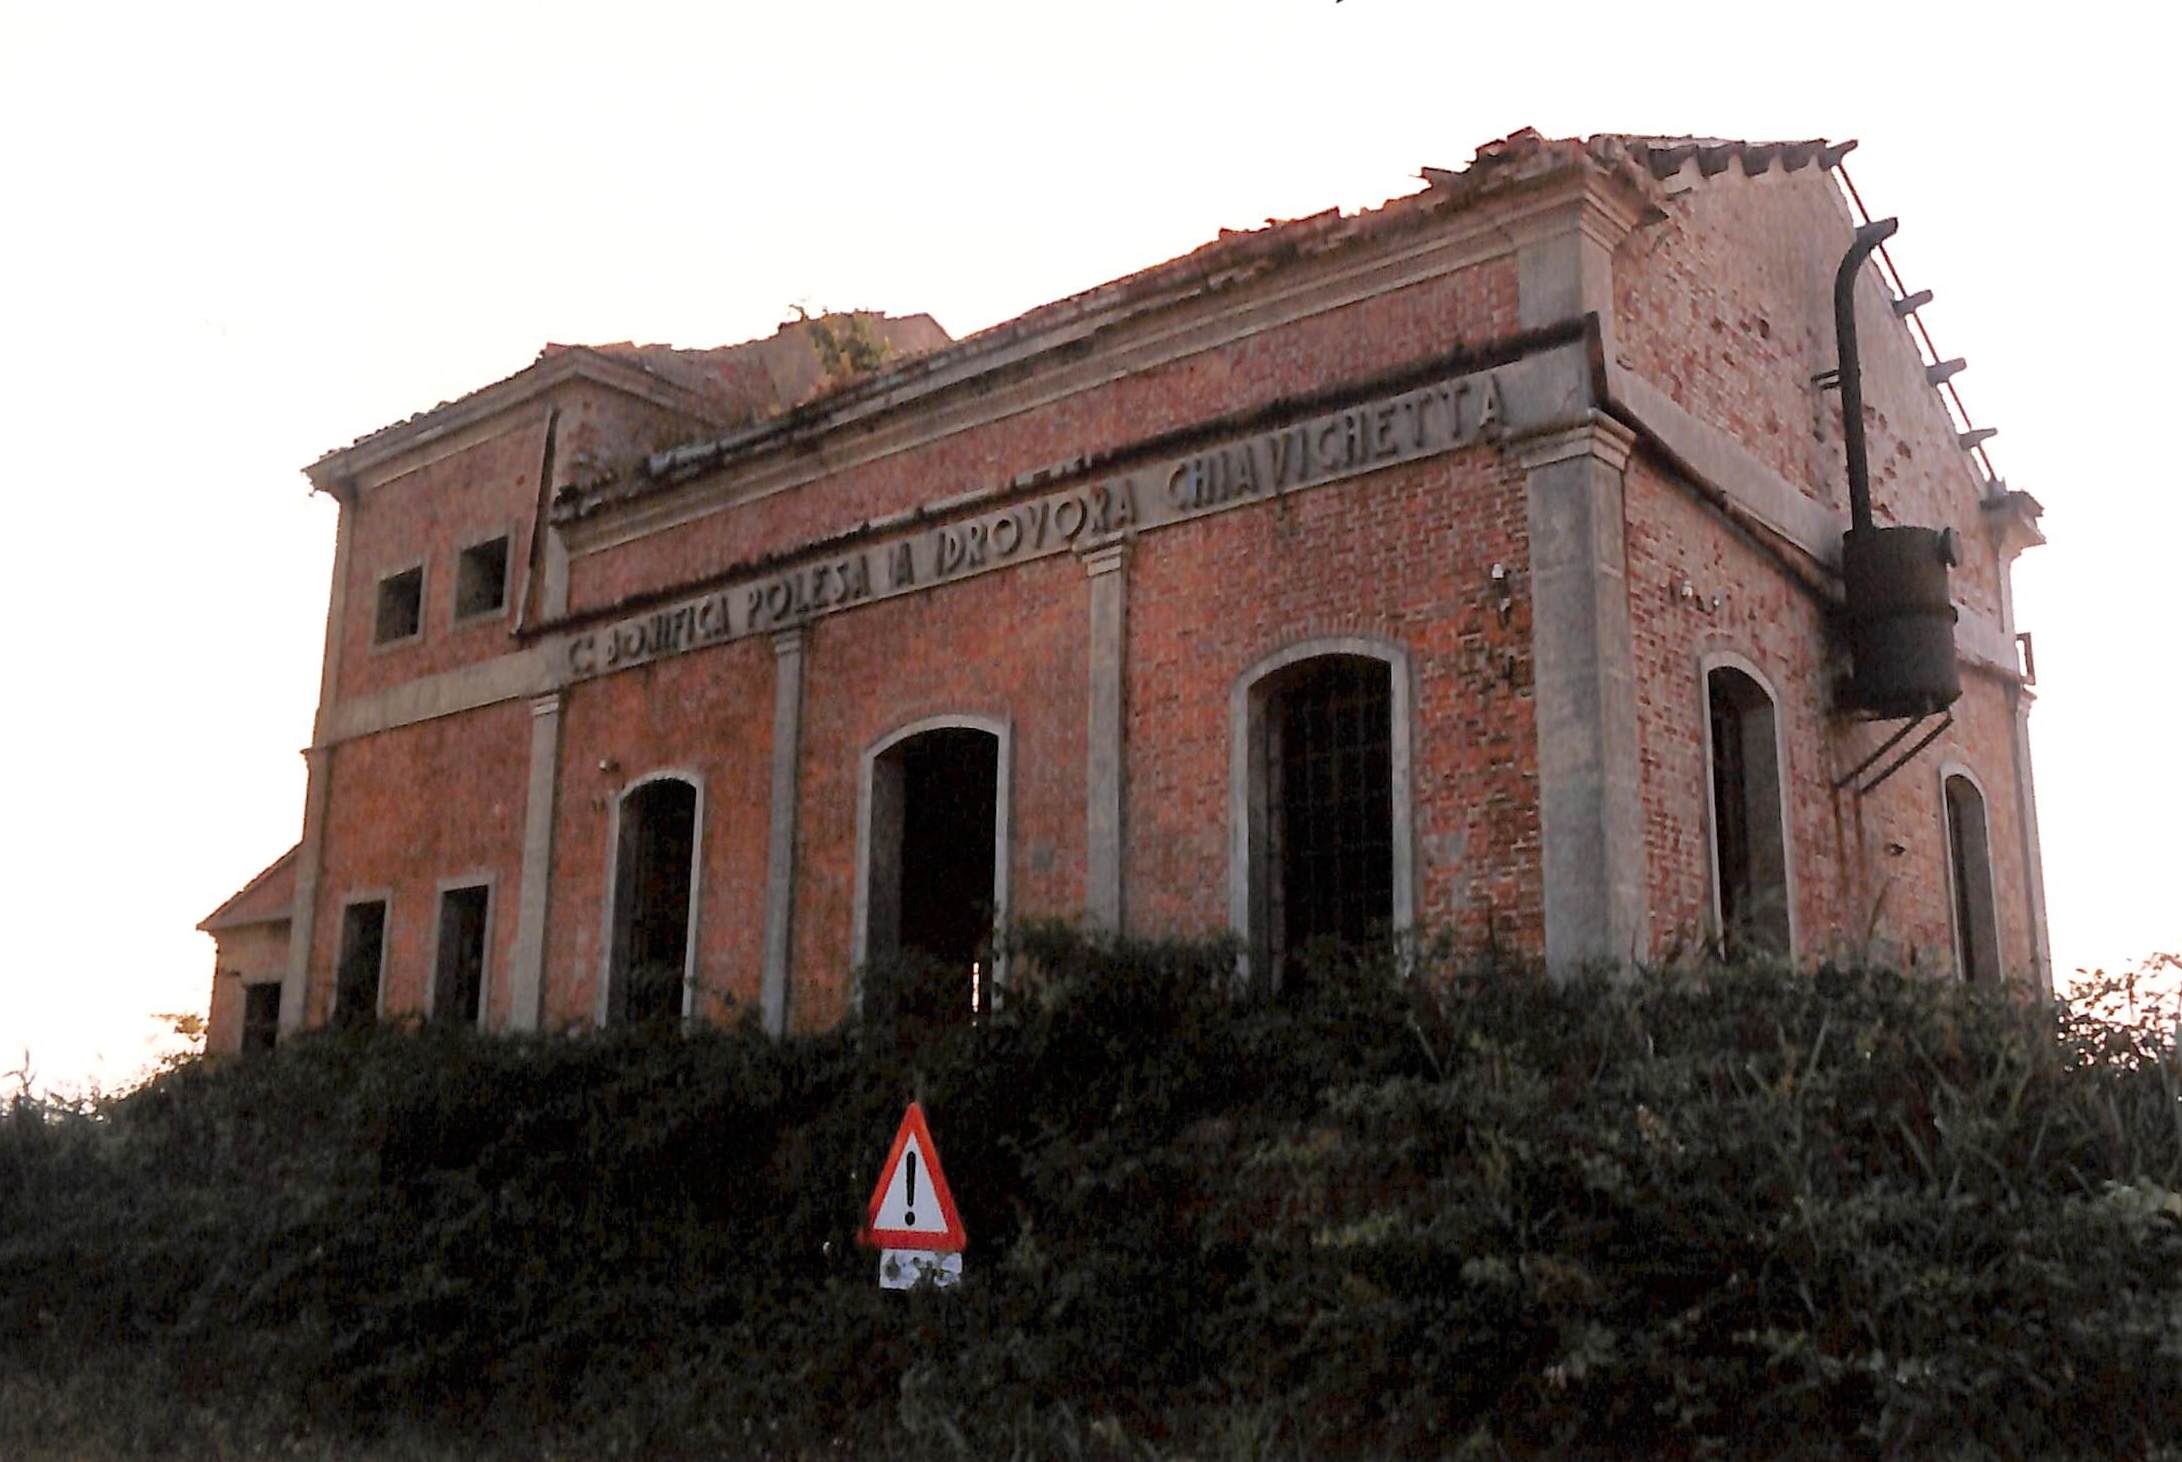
[241,982,281,1055]
[375,566,423,643]
[1707,668,1790,957]
[866,727,999,1027]
[455,536,509,619]
[1945,775,2000,982]
[432,884,491,1025]
[610,780,697,1025]
[334,900,387,1026]
[1267,656,1394,982]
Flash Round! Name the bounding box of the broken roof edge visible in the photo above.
[619,132,1649,508]
[197,844,301,933]
[305,345,728,494]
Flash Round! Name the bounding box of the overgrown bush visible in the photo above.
[2,934,2177,1459]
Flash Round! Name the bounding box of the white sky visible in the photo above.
[1,0,2174,1093]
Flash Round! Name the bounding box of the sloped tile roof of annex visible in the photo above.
[198,845,301,932]
[560,129,1853,523]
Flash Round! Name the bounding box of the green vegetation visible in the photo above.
[3,932,2178,1459]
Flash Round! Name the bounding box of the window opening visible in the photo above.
[241,983,281,1055]
[1264,655,1394,983]
[432,884,491,1025]
[1706,666,1790,957]
[1944,773,2000,982]
[334,899,387,1026]
[454,535,509,620]
[610,779,697,1025]
[374,566,423,644]
[866,726,1000,1025]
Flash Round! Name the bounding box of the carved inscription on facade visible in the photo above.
[564,368,1507,681]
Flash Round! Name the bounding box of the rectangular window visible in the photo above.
[334,899,387,1026]
[454,535,510,621]
[432,883,491,1025]
[241,982,281,1054]
[374,565,424,644]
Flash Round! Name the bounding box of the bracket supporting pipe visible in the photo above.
[1833,713,1925,791]
[1859,713,1953,796]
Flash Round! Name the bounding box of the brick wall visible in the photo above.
[280,148,2050,1032]
[1124,445,1540,949]
[335,414,551,703]
[203,921,288,1055]
[563,258,1520,618]
[308,701,530,1024]
[542,637,777,1028]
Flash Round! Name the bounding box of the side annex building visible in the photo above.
[199,130,2052,1052]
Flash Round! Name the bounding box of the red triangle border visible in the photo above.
[859,1101,968,1251]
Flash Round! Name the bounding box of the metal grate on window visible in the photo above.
[1274,656,1394,965]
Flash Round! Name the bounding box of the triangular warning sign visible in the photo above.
[859,1102,967,1252]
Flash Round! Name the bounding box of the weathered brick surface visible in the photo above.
[307,702,530,1023]
[202,921,288,1055]
[239,141,2052,1037]
[790,553,1088,1030]
[1124,447,1540,949]
[335,417,550,703]
[564,259,1520,618]
[1613,168,2007,623]
[542,638,777,1028]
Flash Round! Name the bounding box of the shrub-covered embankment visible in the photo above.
[3,931,2178,1459]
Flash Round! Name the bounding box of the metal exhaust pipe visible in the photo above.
[1835,217,1897,535]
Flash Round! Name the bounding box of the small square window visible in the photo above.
[375,566,424,644]
[455,536,510,621]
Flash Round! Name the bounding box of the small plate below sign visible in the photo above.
[879,1248,963,1291]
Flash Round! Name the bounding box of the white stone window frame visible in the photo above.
[1936,759,2003,984]
[850,713,1014,1009]
[594,768,706,1028]
[1228,636,1416,990]
[333,888,395,1021]
[449,524,518,629]
[425,871,497,1030]
[369,555,428,651]
[1696,649,1799,961]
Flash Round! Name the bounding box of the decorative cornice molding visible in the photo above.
[1513,413,1638,472]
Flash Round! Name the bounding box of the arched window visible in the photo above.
[855,716,1010,1024]
[1941,768,2000,983]
[605,774,701,1025]
[1703,658,1792,958]
[1231,639,1413,991]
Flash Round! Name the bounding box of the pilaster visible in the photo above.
[760,626,807,1035]
[506,691,566,1031]
[280,745,332,1034]
[1519,415,1649,974]
[1081,542,1129,932]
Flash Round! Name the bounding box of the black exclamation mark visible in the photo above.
[904,1151,919,1227]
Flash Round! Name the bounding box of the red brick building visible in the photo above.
[201,130,2051,1053]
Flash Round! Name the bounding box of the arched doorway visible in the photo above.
[856,717,1009,1024]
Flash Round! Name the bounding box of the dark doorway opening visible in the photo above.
[1706,666,1790,957]
[432,883,491,1026]
[611,778,697,1026]
[867,726,1000,1025]
[241,982,281,1055]
[1265,655,1394,984]
[334,900,387,1027]
[1945,774,1999,982]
